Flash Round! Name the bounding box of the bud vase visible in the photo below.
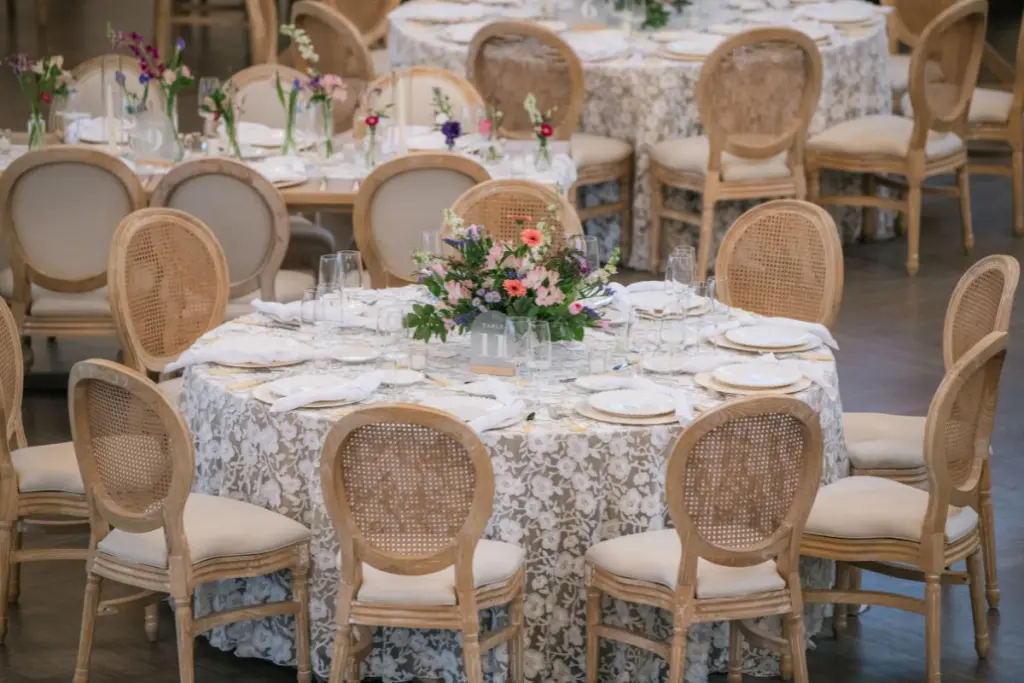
[364,129,379,168]
[535,143,552,171]
[27,113,45,150]
[317,101,335,160]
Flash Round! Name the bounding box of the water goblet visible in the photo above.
[505,316,534,379]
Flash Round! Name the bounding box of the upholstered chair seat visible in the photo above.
[650,136,791,181]
[807,115,964,159]
[570,133,632,167]
[900,88,1015,124]
[10,441,83,494]
[843,413,925,471]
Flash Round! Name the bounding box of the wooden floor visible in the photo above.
[4,2,1024,682]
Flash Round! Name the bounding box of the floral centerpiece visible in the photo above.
[199,83,243,158]
[108,27,194,134]
[280,24,347,158]
[431,87,461,151]
[523,93,555,170]
[478,102,504,164]
[407,199,620,343]
[5,53,71,149]
[610,0,691,28]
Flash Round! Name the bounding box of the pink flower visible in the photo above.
[597,320,610,329]
[520,228,543,247]
[444,280,468,304]
[322,74,348,103]
[535,286,565,307]
[478,119,492,136]
[431,263,446,277]
[503,280,527,297]
[522,267,548,291]
[485,243,506,270]
[162,70,176,85]
[568,301,583,315]
[181,65,191,78]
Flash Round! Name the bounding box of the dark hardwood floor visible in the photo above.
[3,2,1024,682]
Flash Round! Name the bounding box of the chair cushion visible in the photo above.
[900,88,1015,125]
[805,476,978,543]
[371,48,390,76]
[887,53,944,92]
[11,441,84,494]
[807,115,964,160]
[585,529,786,599]
[571,133,632,167]
[0,270,109,317]
[844,412,925,470]
[157,377,184,406]
[98,492,311,568]
[650,135,791,182]
[224,269,315,320]
[356,539,525,606]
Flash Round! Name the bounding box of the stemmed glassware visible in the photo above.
[337,250,364,297]
[665,247,695,303]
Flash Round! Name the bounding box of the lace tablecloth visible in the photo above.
[180,287,848,682]
[389,14,893,270]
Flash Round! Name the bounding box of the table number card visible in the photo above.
[469,311,515,376]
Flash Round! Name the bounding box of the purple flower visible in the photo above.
[441,120,461,143]
[292,78,302,91]
[484,291,501,304]
[176,37,186,51]
[471,297,482,307]
[583,306,598,318]
[476,288,485,297]
[139,73,151,84]
[129,31,141,41]
[115,70,127,86]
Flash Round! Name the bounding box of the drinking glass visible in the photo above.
[319,253,341,289]
[665,251,695,298]
[505,316,534,378]
[408,340,428,371]
[614,308,637,354]
[0,129,11,156]
[299,288,317,334]
[574,234,601,273]
[530,320,553,374]
[377,305,408,359]
[588,347,612,374]
[337,250,364,291]
[709,275,729,316]
[314,283,341,333]
[659,315,688,352]
[421,231,442,257]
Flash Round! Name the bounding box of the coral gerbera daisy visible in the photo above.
[503,279,527,297]
[520,228,543,247]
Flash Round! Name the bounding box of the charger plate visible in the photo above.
[695,372,811,396]
[575,400,679,425]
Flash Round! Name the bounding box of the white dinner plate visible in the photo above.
[630,291,707,313]
[641,356,690,374]
[707,22,753,36]
[537,20,569,33]
[797,1,877,24]
[332,344,381,363]
[251,384,360,409]
[454,381,500,397]
[712,362,803,389]
[649,30,703,43]
[419,396,517,426]
[589,389,675,418]
[377,369,424,386]
[664,33,726,56]
[725,325,812,349]
[789,21,833,42]
[573,375,627,392]
[264,373,344,397]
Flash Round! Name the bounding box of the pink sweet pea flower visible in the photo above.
[478,119,492,136]
[522,267,549,291]
[443,318,455,330]
[568,301,583,315]
[444,280,468,304]
[485,243,507,270]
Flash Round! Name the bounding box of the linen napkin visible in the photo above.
[757,354,838,400]
[166,334,328,371]
[250,299,375,328]
[664,353,739,375]
[269,370,386,413]
[732,311,839,350]
[248,156,308,185]
[454,378,526,433]
[591,375,694,424]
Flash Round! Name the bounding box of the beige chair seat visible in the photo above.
[585,529,786,599]
[900,88,1015,124]
[0,269,111,317]
[223,269,315,320]
[157,376,184,405]
[807,115,964,160]
[650,135,791,182]
[571,133,632,167]
[844,412,925,470]
[11,441,84,494]
[356,539,525,606]
[887,53,944,92]
[805,476,978,543]
[98,493,311,568]
[371,48,390,76]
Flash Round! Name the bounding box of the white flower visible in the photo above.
[52,55,64,68]
[435,112,450,126]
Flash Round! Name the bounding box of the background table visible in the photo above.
[180,290,849,682]
[389,11,894,270]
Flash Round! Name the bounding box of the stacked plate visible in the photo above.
[713,324,821,353]
[252,373,361,408]
[420,395,521,429]
[576,389,678,425]
[795,1,879,31]
[661,33,725,61]
[696,361,810,395]
[632,290,711,318]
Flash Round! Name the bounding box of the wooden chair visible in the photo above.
[320,404,526,683]
[149,158,314,319]
[807,0,987,276]
[450,179,584,248]
[352,66,485,139]
[224,64,309,129]
[107,208,230,404]
[467,21,634,263]
[714,199,844,328]
[881,0,949,105]
[802,331,1007,683]
[325,0,397,47]
[0,297,89,644]
[49,54,166,131]
[354,154,490,288]
[153,0,279,66]
[584,396,823,683]
[650,28,823,277]
[0,147,148,340]
[69,359,312,683]
[291,0,375,134]
[842,254,1019,609]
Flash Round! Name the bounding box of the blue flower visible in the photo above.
[441,119,462,143]
[176,37,186,52]
[605,286,615,296]
[484,291,501,304]
[583,306,599,318]
[292,78,302,91]
[139,73,151,84]
[443,237,463,248]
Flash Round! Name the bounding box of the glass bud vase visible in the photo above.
[364,129,379,169]
[27,113,45,150]
[317,100,335,160]
[535,142,552,171]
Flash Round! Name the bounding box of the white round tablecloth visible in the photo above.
[389,12,894,270]
[181,287,849,682]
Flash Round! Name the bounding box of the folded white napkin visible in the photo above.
[593,376,693,424]
[250,299,374,328]
[269,370,386,412]
[248,156,307,184]
[758,353,838,400]
[732,311,839,350]
[167,334,327,371]
[72,116,131,143]
[457,378,526,433]
[623,281,665,295]
[698,318,744,342]
[669,353,739,375]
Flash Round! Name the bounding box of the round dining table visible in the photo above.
[180,285,848,683]
[388,2,894,270]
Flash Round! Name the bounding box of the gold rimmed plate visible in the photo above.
[575,400,679,426]
[694,372,811,396]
